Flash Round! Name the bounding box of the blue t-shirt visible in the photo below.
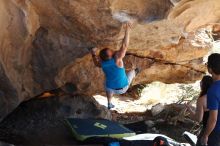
[207,80,220,132]
[101,59,128,89]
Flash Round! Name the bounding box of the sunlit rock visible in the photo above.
[0,0,220,119]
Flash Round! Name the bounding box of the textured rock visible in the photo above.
[169,0,220,31]
[0,0,220,120]
[0,94,110,145]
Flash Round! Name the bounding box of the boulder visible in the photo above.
[0,94,110,145]
[151,104,165,117]
[0,0,220,119]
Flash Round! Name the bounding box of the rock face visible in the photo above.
[0,94,110,145]
[0,0,220,120]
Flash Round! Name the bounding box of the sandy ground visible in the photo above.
[94,82,200,113]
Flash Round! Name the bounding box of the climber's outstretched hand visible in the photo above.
[123,22,133,30]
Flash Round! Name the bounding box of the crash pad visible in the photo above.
[66,118,136,141]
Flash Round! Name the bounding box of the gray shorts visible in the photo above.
[105,70,136,95]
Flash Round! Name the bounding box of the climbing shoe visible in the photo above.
[108,103,115,110]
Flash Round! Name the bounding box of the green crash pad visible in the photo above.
[66,118,136,141]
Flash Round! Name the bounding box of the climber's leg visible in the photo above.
[104,68,140,109]
[106,91,115,109]
[127,68,139,85]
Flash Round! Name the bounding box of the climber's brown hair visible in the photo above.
[99,48,111,61]
[199,75,213,97]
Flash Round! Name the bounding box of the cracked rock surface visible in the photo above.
[0,0,220,120]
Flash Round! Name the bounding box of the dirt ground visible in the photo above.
[112,111,197,143]
[94,90,199,143]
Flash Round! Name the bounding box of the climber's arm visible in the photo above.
[116,22,132,60]
[90,47,101,67]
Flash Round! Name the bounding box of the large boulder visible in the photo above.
[0,0,220,119]
[0,94,110,145]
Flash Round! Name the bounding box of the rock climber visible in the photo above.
[89,22,139,109]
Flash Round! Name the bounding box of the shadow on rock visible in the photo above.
[0,92,110,146]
